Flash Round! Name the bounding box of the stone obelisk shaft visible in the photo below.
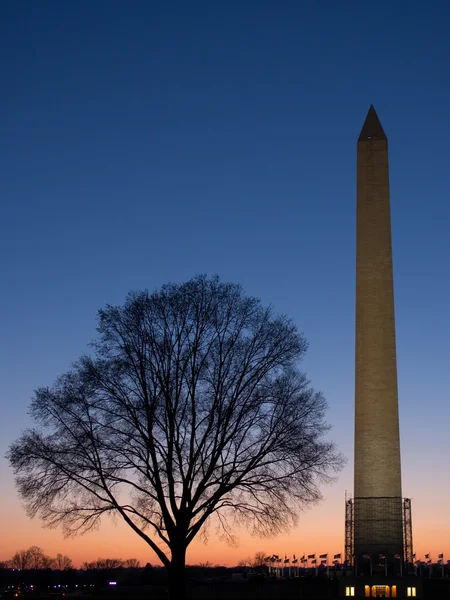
[354,106,402,500]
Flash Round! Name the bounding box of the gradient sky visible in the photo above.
[1,1,449,568]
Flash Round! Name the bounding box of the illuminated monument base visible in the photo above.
[345,496,413,574]
[342,496,418,598]
[339,574,423,599]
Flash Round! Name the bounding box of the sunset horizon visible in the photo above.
[2,3,449,594]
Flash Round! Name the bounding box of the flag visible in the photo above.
[332,560,339,565]
[334,553,341,559]
[284,557,289,564]
[362,554,371,559]
[311,559,317,564]
[307,554,315,559]
[425,554,430,559]
[292,557,298,564]
[427,559,432,564]
[319,554,327,559]
[412,553,416,559]
[321,559,327,564]
[438,553,444,559]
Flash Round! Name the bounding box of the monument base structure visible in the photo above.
[339,574,423,599]
[345,496,414,575]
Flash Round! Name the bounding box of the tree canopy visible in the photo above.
[8,546,73,571]
[9,275,342,599]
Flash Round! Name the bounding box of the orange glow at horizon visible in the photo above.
[2,485,449,568]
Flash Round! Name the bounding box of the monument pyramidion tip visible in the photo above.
[358,105,387,142]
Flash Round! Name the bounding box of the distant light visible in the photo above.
[109,581,117,586]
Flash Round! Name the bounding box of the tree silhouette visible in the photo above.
[123,558,140,568]
[8,275,342,599]
[54,553,73,571]
[10,546,54,570]
[11,549,31,570]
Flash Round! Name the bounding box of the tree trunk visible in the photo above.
[167,544,187,600]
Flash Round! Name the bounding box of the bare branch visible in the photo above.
[8,275,344,598]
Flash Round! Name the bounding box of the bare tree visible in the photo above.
[81,558,123,570]
[11,549,31,570]
[8,276,342,599]
[96,558,124,570]
[54,553,73,570]
[195,560,214,569]
[28,546,54,570]
[10,546,54,570]
[123,558,140,568]
[252,551,267,568]
[238,551,266,569]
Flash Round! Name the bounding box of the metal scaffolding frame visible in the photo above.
[344,496,413,569]
[345,495,354,564]
[403,498,413,565]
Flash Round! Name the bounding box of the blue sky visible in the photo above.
[1,0,449,563]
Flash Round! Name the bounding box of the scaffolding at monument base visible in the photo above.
[345,493,354,565]
[344,496,413,568]
[403,497,413,565]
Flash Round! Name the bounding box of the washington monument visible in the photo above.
[353,105,405,562]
